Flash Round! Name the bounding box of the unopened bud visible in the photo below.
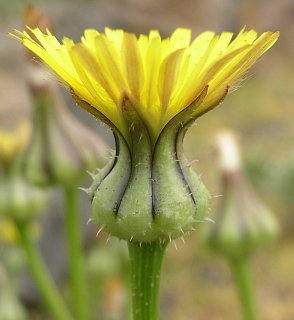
[203,130,279,259]
[24,80,107,187]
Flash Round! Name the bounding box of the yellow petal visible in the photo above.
[142,32,162,109]
[158,49,185,117]
[94,34,127,93]
[70,44,118,106]
[122,32,144,102]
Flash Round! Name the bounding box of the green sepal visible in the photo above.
[86,95,153,241]
[114,95,153,241]
[86,153,116,202]
[91,131,131,237]
[152,86,210,239]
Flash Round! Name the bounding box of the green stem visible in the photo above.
[16,222,72,320]
[230,258,257,320]
[64,186,89,320]
[127,241,168,320]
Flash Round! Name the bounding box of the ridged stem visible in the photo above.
[230,258,257,320]
[127,241,168,320]
[64,186,89,320]
[16,222,72,320]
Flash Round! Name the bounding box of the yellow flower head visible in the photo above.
[0,218,41,244]
[0,121,31,162]
[0,218,19,244]
[11,27,278,143]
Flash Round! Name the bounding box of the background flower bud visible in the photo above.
[0,122,48,222]
[0,172,49,223]
[23,84,108,187]
[203,130,280,260]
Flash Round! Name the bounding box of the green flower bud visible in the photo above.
[203,131,280,260]
[83,88,211,243]
[0,122,48,223]
[23,81,108,187]
[0,169,48,223]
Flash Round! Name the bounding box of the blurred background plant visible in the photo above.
[0,119,50,320]
[202,130,280,320]
[1,3,128,320]
[0,0,293,319]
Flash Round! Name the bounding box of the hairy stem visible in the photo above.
[128,241,168,320]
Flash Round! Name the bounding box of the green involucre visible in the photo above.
[83,89,212,242]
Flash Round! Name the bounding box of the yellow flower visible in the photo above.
[10,26,279,242]
[0,218,19,244]
[11,27,278,144]
[0,218,42,244]
[0,121,31,162]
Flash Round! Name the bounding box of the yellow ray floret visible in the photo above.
[10,27,279,141]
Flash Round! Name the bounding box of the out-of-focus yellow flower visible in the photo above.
[0,219,19,244]
[11,27,278,144]
[0,121,31,162]
[0,218,42,245]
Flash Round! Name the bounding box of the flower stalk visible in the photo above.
[16,221,72,320]
[64,186,89,320]
[202,131,280,320]
[128,241,168,320]
[230,257,257,320]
